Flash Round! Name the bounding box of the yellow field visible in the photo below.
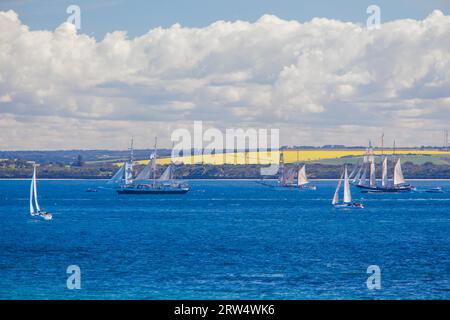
[128,149,450,166]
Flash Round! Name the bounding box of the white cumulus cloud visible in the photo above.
[0,9,450,149]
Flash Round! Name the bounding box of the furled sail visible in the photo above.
[279,152,285,185]
[381,157,388,188]
[159,164,173,181]
[124,161,133,185]
[343,166,352,204]
[393,158,405,186]
[332,171,344,205]
[297,165,309,186]
[369,160,376,188]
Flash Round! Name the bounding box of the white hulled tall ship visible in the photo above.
[112,137,190,195]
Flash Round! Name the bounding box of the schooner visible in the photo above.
[351,142,414,192]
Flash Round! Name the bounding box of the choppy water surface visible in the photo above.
[1,180,450,299]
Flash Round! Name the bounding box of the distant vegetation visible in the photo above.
[1,157,449,179]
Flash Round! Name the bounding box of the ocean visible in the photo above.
[1,179,450,299]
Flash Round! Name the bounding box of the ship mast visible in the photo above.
[129,137,134,163]
[153,137,157,185]
[279,150,285,186]
[124,137,134,185]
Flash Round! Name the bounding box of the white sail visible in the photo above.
[353,165,363,183]
[297,165,309,186]
[135,154,155,181]
[32,166,41,212]
[108,165,125,185]
[381,157,388,188]
[369,160,376,188]
[343,166,352,204]
[358,165,367,186]
[30,167,35,214]
[332,171,344,205]
[159,164,173,181]
[348,163,359,180]
[393,158,405,186]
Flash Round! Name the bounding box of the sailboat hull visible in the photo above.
[298,185,317,190]
[31,211,53,220]
[333,203,364,209]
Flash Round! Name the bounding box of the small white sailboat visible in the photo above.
[30,165,52,220]
[297,165,316,190]
[332,165,364,209]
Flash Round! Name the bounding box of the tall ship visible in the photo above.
[350,142,414,193]
[109,138,190,195]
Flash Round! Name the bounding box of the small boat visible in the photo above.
[332,165,364,209]
[425,187,444,193]
[29,165,53,220]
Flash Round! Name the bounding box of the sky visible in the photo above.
[0,0,450,150]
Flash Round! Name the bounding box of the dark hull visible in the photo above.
[355,184,413,193]
[117,188,190,195]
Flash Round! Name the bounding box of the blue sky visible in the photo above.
[1,0,449,39]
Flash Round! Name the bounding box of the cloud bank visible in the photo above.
[0,10,450,149]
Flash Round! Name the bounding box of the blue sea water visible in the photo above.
[1,179,450,300]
